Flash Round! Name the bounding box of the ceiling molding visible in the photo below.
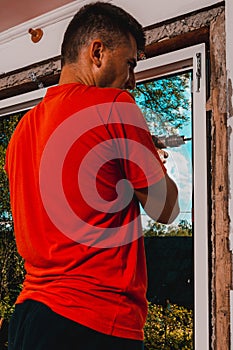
[0,0,88,44]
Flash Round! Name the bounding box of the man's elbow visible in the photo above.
[157,200,180,225]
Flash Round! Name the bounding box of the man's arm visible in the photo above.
[134,173,180,224]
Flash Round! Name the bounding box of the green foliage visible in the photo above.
[0,114,25,322]
[143,220,192,237]
[0,223,25,322]
[131,73,191,135]
[144,302,193,350]
[0,115,21,220]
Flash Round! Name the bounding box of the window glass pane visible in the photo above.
[131,71,194,349]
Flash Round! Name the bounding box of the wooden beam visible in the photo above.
[0,57,60,100]
[145,27,209,59]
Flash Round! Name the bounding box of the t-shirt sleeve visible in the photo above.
[107,90,167,189]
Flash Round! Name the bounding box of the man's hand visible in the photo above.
[151,135,169,164]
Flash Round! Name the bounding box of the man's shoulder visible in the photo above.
[86,86,135,104]
[46,84,135,105]
[102,88,135,103]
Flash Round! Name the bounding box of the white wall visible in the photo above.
[112,0,222,27]
[0,0,222,75]
[0,1,85,75]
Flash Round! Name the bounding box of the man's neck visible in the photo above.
[59,63,94,86]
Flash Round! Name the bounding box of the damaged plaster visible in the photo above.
[0,4,225,100]
[145,5,224,45]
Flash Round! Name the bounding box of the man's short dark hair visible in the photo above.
[61,1,145,66]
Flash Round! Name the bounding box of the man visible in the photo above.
[6,2,179,349]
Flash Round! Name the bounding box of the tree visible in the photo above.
[0,113,25,327]
[143,219,192,237]
[131,72,191,135]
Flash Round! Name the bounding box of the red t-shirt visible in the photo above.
[5,84,166,340]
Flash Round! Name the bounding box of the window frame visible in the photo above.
[0,43,208,348]
[0,88,47,117]
[135,43,209,349]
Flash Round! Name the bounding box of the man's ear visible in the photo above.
[90,40,104,67]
